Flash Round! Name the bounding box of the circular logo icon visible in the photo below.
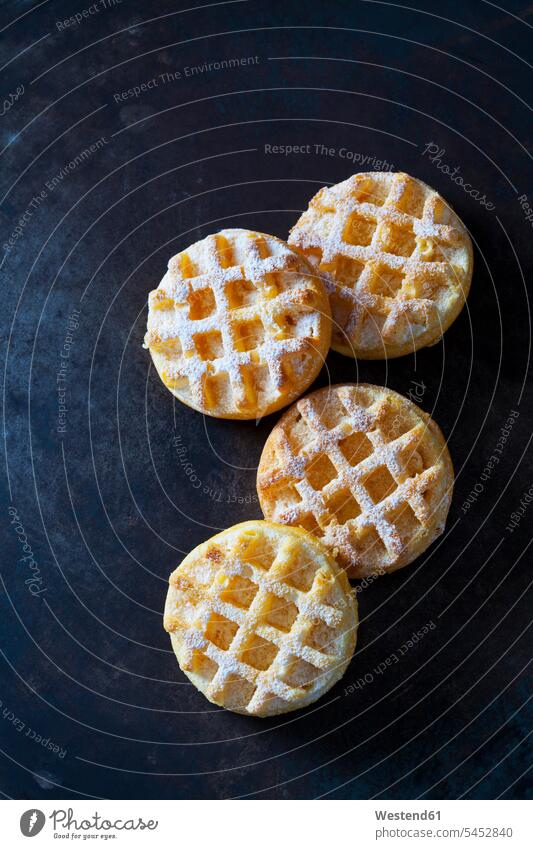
[20,810,46,837]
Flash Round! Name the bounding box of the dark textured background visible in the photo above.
[0,0,532,800]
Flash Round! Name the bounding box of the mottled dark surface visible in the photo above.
[0,0,531,800]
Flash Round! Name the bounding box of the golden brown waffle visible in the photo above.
[144,229,331,419]
[164,520,357,716]
[257,384,454,578]
[289,172,473,359]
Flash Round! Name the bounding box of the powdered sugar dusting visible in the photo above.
[289,172,472,355]
[258,384,449,574]
[165,522,355,715]
[145,229,328,414]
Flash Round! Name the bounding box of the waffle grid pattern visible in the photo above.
[258,386,451,574]
[145,230,327,415]
[289,172,471,356]
[165,526,354,715]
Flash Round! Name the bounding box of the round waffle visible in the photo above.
[164,520,357,716]
[289,171,473,359]
[144,229,331,419]
[257,384,454,579]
